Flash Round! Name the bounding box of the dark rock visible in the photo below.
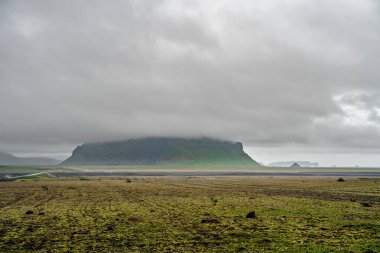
[26,226,34,232]
[246,211,256,218]
[37,212,45,216]
[71,230,86,235]
[212,233,222,239]
[201,218,220,223]
[106,225,114,231]
[337,178,345,182]
[25,210,33,215]
[361,202,372,207]
[128,215,143,223]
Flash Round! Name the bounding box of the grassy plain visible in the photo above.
[60,165,380,172]
[0,176,379,252]
[3,165,380,174]
[0,166,51,174]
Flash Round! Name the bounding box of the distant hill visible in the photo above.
[290,162,301,168]
[269,161,319,167]
[0,152,60,165]
[61,137,260,166]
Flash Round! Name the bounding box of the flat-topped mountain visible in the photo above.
[61,137,260,166]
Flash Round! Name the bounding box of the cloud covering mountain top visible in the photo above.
[1,0,380,165]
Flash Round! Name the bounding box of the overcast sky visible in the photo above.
[1,0,380,166]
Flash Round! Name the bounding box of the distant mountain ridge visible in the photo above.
[0,152,59,165]
[269,161,319,167]
[61,137,260,166]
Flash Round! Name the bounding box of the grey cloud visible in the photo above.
[1,0,380,163]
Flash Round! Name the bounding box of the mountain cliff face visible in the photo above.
[61,137,260,166]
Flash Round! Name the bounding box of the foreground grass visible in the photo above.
[0,177,379,252]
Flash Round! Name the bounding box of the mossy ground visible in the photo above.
[0,177,379,252]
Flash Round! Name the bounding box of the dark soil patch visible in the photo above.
[201,218,220,223]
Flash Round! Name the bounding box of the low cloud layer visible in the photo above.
[1,0,380,164]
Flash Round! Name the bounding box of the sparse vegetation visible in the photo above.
[210,197,219,206]
[0,176,379,252]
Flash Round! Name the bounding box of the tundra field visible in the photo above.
[0,172,379,252]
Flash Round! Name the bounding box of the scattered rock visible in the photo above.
[212,233,222,239]
[337,178,345,182]
[37,212,45,216]
[71,230,86,235]
[106,225,114,231]
[201,218,220,223]
[128,215,143,223]
[361,202,372,207]
[25,210,33,215]
[233,215,244,222]
[246,211,256,218]
[41,186,49,191]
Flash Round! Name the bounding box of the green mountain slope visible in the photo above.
[61,137,260,166]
